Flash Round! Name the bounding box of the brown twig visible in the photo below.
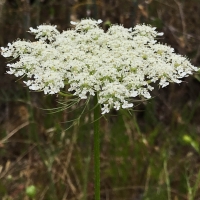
[174,0,187,44]
[0,121,29,144]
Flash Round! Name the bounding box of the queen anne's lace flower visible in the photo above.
[1,19,198,114]
[29,25,59,42]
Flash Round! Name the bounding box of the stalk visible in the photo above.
[93,93,100,200]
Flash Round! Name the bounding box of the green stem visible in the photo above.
[94,93,100,200]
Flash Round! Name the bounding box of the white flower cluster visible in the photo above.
[1,19,198,114]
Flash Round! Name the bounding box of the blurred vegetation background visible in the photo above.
[0,0,200,199]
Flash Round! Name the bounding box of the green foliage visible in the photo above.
[25,185,37,198]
